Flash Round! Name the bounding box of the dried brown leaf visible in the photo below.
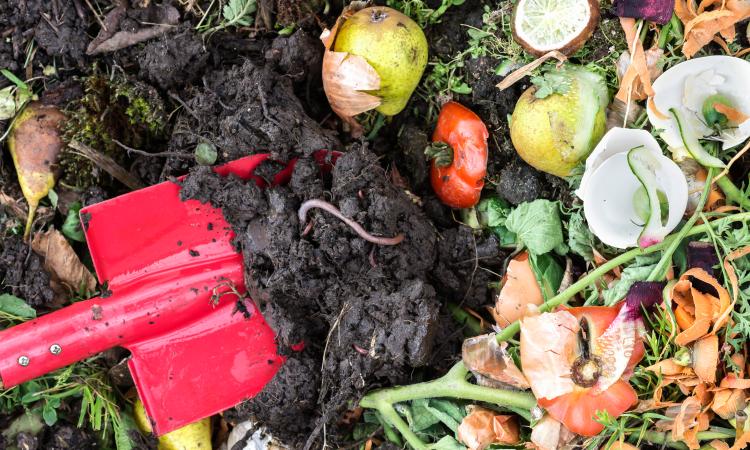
[32,229,97,295]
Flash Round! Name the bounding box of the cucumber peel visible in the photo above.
[628,146,668,248]
[669,107,726,168]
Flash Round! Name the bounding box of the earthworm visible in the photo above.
[298,199,405,246]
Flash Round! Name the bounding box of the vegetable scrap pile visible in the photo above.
[2,0,750,450]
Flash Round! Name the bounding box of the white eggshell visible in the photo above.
[583,152,688,249]
[576,127,662,199]
[647,55,750,153]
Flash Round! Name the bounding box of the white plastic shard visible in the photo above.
[577,128,688,249]
[646,56,750,158]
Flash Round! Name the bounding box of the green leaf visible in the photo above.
[222,0,256,25]
[62,201,86,242]
[505,200,564,255]
[531,71,572,99]
[568,211,595,262]
[426,436,467,450]
[424,400,463,432]
[476,197,517,245]
[602,253,661,305]
[0,294,37,319]
[47,189,58,210]
[195,142,218,166]
[1,69,29,90]
[409,399,442,431]
[428,399,465,424]
[477,197,510,228]
[114,411,139,450]
[451,83,472,94]
[42,404,58,426]
[0,85,17,120]
[529,252,564,300]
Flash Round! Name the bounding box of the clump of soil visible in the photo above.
[167,56,340,173]
[0,235,54,308]
[181,145,452,447]
[137,24,209,91]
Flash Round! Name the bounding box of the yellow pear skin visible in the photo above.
[134,399,212,450]
[7,102,65,240]
[334,6,428,116]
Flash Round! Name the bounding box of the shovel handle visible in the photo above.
[0,296,120,388]
[0,249,245,389]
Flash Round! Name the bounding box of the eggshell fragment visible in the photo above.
[647,56,750,155]
[578,128,688,249]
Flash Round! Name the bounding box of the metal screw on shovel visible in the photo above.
[17,356,29,366]
[49,344,62,355]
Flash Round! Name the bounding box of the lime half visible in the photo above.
[512,0,599,56]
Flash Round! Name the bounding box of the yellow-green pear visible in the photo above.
[510,66,608,177]
[333,6,428,116]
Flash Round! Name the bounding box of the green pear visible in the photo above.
[333,6,428,116]
[510,66,608,177]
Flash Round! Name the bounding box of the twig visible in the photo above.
[82,0,107,31]
[712,139,750,184]
[167,91,200,121]
[68,140,146,190]
[321,303,351,373]
[111,139,193,160]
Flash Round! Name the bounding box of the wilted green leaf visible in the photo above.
[0,86,17,120]
[0,294,37,319]
[505,200,564,255]
[568,211,595,262]
[531,71,572,99]
[451,83,472,94]
[222,0,257,26]
[602,253,660,305]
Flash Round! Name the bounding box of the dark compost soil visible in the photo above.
[0,0,589,448]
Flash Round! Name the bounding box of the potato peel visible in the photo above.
[320,3,382,137]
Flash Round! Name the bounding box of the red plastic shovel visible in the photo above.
[0,154,312,435]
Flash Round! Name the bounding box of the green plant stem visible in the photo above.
[716,175,750,210]
[670,13,684,40]
[638,428,735,449]
[658,20,672,49]
[360,362,536,450]
[496,212,750,342]
[648,167,715,281]
[447,302,483,336]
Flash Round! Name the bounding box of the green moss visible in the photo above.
[60,71,167,189]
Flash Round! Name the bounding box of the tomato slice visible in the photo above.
[538,379,638,436]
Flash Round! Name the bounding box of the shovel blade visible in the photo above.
[128,288,282,435]
[81,155,272,287]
